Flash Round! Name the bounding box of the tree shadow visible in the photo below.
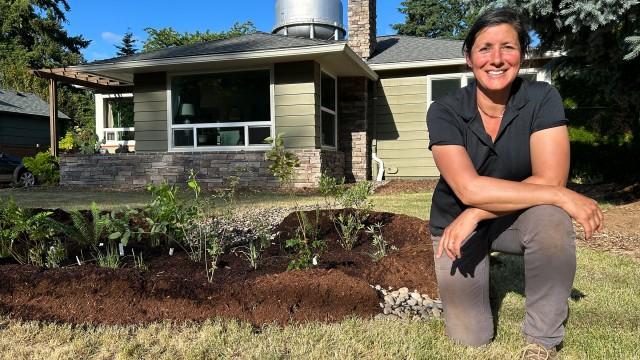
[489,253,586,334]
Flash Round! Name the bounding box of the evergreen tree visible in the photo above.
[392,0,490,40]
[143,21,257,52]
[505,1,640,147]
[115,30,137,56]
[0,0,94,130]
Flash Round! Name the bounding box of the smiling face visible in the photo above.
[466,23,522,95]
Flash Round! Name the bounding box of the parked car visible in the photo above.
[0,152,35,187]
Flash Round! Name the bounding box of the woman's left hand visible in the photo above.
[437,209,481,260]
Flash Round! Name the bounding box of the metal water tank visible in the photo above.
[272,0,346,40]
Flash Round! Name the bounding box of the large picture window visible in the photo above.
[170,70,272,149]
[320,71,337,147]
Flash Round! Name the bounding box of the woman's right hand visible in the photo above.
[557,188,604,239]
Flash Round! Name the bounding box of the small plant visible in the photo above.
[318,172,345,208]
[104,208,137,246]
[366,223,396,261]
[285,211,326,270]
[58,130,76,152]
[46,241,66,268]
[143,182,197,247]
[265,133,299,186]
[62,202,108,248]
[22,151,59,185]
[335,211,365,250]
[28,246,46,267]
[96,243,120,268]
[0,199,56,265]
[206,231,224,282]
[131,249,148,271]
[233,240,261,270]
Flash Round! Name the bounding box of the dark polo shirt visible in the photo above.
[427,77,568,236]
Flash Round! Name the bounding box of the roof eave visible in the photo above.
[72,43,349,73]
[368,58,466,71]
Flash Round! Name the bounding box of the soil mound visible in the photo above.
[0,211,436,326]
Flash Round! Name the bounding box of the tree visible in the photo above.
[500,0,640,178]
[0,0,94,130]
[392,0,490,39]
[115,30,137,56]
[142,21,256,52]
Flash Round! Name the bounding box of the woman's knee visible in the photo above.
[520,205,575,253]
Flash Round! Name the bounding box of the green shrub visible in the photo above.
[0,198,57,265]
[22,151,59,185]
[265,133,299,186]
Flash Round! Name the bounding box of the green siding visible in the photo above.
[0,113,51,146]
[274,61,320,149]
[374,74,437,178]
[133,72,168,152]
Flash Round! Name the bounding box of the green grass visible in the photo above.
[0,187,152,211]
[0,188,432,220]
[1,187,638,358]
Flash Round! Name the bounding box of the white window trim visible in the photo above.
[320,69,338,150]
[165,66,275,152]
[95,93,135,146]
[426,68,549,109]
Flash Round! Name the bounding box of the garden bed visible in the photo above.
[0,209,437,326]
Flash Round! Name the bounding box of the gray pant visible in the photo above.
[432,205,576,348]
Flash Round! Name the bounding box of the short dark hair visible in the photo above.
[462,8,531,59]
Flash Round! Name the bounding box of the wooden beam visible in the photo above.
[29,68,133,92]
[49,79,58,157]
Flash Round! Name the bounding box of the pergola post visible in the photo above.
[48,79,58,157]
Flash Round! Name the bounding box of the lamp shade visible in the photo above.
[180,103,195,116]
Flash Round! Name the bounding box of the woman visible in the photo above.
[426,7,603,358]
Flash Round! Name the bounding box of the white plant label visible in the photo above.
[118,243,125,256]
[76,256,82,266]
[169,248,174,256]
[312,256,318,266]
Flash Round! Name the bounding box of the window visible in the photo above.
[170,70,272,149]
[427,69,548,106]
[320,72,337,147]
[101,95,134,144]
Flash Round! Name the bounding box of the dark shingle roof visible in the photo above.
[368,35,464,65]
[0,89,69,119]
[90,32,342,65]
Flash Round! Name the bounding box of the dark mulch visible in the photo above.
[373,180,439,194]
[0,210,436,326]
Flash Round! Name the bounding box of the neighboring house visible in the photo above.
[0,89,68,158]
[35,0,553,188]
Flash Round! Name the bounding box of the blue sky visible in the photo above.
[64,1,405,62]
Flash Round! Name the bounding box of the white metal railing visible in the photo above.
[103,127,135,144]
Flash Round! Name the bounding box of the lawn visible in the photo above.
[0,187,638,359]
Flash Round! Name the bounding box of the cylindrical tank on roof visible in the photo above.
[272,0,346,40]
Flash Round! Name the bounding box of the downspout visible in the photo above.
[371,79,384,182]
[372,152,384,181]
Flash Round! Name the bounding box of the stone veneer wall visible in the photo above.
[60,149,344,190]
[347,0,377,59]
[339,77,370,182]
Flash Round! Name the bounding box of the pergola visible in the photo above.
[30,67,133,156]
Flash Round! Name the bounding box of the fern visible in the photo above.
[61,202,107,248]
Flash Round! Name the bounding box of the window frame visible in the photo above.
[95,93,135,147]
[166,66,275,152]
[320,69,338,149]
[426,68,549,109]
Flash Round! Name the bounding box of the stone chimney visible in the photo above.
[348,0,377,59]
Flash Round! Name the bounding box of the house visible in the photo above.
[0,89,69,158]
[33,0,553,188]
